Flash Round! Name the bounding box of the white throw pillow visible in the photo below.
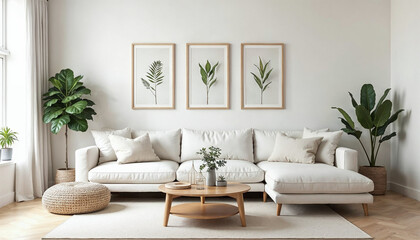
[302,128,343,165]
[91,128,131,163]
[253,129,327,162]
[181,129,254,162]
[109,134,160,164]
[268,133,323,164]
[132,129,181,162]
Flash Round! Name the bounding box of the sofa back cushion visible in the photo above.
[91,128,132,164]
[132,129,181,162]
[253,129,303,163]
[181,129,254,162]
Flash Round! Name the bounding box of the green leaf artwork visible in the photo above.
[332,84,404,167]
[141,60,164,104]
[199,60,219,105]
[251,57,274,104]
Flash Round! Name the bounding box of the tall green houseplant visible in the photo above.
[42,69,96,170]
[332,84,403,167]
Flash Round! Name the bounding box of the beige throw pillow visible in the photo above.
[302,128,343,165]
[109,134,160,164]
[268,133,323,164]
[91,128,131,163]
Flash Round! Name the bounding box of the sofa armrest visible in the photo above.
[335,147,358,172]
[75,146,99,182]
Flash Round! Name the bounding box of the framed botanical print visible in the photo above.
[186,43,230,109]
[241,43,284,109]
[132,43,175,109]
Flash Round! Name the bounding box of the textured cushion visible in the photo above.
[132,129,181,162]
[91,128,131,163]
[268,134,323,164]
[253,130,307,162]
[258,161,374,194]
[303,128,343,165]
[177,160,264,183]
[181,129,254,162]
[109,134,160,164]
[88,160,178,184]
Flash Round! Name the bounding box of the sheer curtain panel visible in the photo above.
[15,0,51,201]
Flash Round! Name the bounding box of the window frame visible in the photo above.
[0,0,8,127]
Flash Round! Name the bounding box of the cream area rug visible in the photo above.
[43,198,371,240]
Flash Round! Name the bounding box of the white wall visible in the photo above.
[48,0,391,173]
[390,0,420,200]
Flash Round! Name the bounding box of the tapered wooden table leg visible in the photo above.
[235,193,246,227]
[201,196,205,204]
[362,203,369,216]
[163,193,174,227]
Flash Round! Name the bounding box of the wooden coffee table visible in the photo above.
[158,183,250,227]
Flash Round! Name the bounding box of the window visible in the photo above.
[0,0,9,127]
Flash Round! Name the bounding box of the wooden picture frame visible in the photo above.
[241,43,284,109]
[186,43,230,109]
[132,43,175,109]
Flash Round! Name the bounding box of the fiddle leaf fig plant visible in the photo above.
[141,60,164,104]
[332,84,404,167]
[42,69,96,169]
[251,57,273,104]
[199,60,219,105]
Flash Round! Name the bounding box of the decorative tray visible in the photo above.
[165,182,191,190]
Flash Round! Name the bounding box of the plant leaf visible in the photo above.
[375,88,391,110]
[68,117,88,132]
[251,72,263,89]
[360,84,376,111]
[51,115,70,134]
[348,92,358,108]
[262,81,272,91]
[75,108,96,120]
[373,100,392,127]
[65,100,87,114]
[43,107,65,123]
[331,107,355,128]
[141,78,151,89]
[61,88,91,103]
[44,99,58,107]
[83,99,95,106]
[205,61,211,72]
[199,64,207,84]
[356,105,374,129]
[379,132,396,143]
[373,109,404,136]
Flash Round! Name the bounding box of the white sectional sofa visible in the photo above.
[75,128,374,215]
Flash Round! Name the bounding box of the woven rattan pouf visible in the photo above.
[42,182,111,215]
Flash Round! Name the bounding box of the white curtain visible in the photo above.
[15,0,51,201]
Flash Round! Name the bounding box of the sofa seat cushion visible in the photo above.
[257,161,374,194]
[177,160,264,183]
[88,160,178,184]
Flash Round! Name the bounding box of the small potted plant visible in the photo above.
[197,146,227,186]
[216,175,227,187]
[0,127,18,161]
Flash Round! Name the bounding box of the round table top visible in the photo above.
[158,183,250,197]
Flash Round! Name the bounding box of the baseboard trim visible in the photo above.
[389,182,420,201]
[0,192,15,208]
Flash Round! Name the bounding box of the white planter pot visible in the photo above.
[1,148,13,161]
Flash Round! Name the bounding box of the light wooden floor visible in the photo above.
[0,191,418,240]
